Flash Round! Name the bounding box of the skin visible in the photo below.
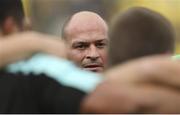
[64,11,108,73]
[0,31,66,68]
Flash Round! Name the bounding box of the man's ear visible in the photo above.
[2,16,19,35]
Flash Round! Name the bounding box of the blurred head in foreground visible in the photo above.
[108,7,175,67]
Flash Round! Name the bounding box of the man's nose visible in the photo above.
[86,45,100,60]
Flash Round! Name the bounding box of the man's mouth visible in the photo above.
[83,64,103,72]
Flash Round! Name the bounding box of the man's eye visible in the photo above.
[74,44,87,50]
[96,43,106,48]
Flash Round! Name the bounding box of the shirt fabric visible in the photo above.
[0,71,85,113]
[6,54,103,93]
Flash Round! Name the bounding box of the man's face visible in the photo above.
[67,29,108,73]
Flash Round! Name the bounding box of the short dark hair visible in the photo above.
[108,7,175,67]
[0,0,24,28]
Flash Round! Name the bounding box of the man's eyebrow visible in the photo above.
[72,41,89,47]
[96,39,109,43]
[72,41,88,44]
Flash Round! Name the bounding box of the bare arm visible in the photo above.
[0,31,67,68]
[81,55,180,113]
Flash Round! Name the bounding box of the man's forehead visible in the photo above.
[67,11,108,31]
[66,23,108,39]
[71,38,108,44]
[66,30,108,43]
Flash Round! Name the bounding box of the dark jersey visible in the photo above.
[0,71,86,113]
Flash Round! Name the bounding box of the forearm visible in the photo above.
[0,32,67,68]
[0,34,40,67]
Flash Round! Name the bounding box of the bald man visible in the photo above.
[62,11,108,73]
